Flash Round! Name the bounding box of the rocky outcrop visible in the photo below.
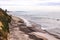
[8,16,59,40]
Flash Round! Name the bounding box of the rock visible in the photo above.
[9,15,60,40]
[9,16,49,40]
[12,16,24,23]
[29,32,59,40]
[45,28,60,39]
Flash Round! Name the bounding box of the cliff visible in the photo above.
[0,8,11,40]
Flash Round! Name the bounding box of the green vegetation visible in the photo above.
[0,8,11,40]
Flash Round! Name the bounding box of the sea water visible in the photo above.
[8,11,60,29]
[8,11,60,38]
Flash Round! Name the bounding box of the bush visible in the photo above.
[0,8,11,40]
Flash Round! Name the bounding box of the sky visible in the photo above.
[0,0,60,11]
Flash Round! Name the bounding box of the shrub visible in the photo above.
[0,8,11,40]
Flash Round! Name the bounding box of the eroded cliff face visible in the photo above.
[0,8,11,40]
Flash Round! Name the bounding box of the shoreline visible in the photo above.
[8,15,60,40]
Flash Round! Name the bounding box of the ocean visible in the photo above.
[8,11,60,28]
[8,11,60,38]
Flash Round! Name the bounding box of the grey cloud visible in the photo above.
[37,2,60,6]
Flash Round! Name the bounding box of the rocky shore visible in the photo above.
[8,16,59,40]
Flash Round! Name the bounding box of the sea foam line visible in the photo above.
[14,15,32,27]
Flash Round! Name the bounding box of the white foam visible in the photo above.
[16,16,32,27]
[41,27,47,30]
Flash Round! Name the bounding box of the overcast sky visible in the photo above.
[0,0,60,11]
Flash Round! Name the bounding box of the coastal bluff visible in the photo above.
[0,8,11,40]
[0,8,59,40]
